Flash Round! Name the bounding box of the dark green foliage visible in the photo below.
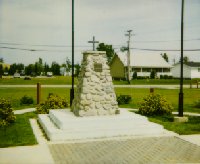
[117,95,132,105]
[36,93,68,114]
[194,99,200,108]
[20,95,34,105]
[150,71,156,79]
[96,43,115,64]
[138,94,173,116]
[161,53,169,62]
[0,98,16,127]
[0,64,3,78]
[132,71,137,79]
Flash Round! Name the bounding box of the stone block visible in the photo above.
[174,116,188,123]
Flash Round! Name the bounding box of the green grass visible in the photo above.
[0,112,37,148]
[0,88,70,110]
[115,88,200,113]
[148,115,200,135]
[0,87,199,113]
[0,76,76,85]
[113,79,197,85]
[1,76,198,85]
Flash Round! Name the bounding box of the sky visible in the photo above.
[0,0,199,66]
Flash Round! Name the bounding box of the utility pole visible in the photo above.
[179,0,184,117]
[70,0,75,106]
[125,30,133,84]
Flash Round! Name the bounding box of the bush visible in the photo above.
[24,77,31,80]
[0,98,16,127]
[36,93,68,114]
[132,71,137,79]
[20,95,34,105]
[117,95,132,105]
[138,94,173,116]
[194,99,200,108]
[150,71,156,79]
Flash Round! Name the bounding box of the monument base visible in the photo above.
[38,109,176,141]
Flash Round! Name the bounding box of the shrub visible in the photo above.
[20,95,34,105]
[24,77,31,80]
[194,99,200,108]
[117,95,132,105]
[36,93,68,114]
[138,94,173,116]
[0,98,16,127]
[150,71,156,79]
[132,71,137,79]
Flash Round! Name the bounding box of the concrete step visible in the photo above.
[38,109,176,141]
[49,109,153,130]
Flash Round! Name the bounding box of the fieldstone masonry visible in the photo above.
[72,51,119,116]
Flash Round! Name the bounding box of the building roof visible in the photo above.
[185,62,200,67]
[116,52,172,68]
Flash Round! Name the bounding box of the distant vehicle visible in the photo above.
[47,72,53,77]
[4,72,8,76]
[13,73,20,78]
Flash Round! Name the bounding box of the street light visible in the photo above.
[178,0,184,117]
[70,0,75,106]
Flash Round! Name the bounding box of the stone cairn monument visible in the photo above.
[72,51,119,116]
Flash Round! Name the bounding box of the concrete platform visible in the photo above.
[38,109,176,141]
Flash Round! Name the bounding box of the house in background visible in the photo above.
[171,62,200,79]
[110,52,172,79]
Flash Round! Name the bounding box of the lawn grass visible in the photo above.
[148,115,200,135]
[0,76,76,85]
[0,87,199,113]
[0,88,71,110]
[115,88,200,113]
[1,76,198,85]
[0,112,37,148]
[113,79,196,85]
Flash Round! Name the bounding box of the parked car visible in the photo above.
[13,73,20,78]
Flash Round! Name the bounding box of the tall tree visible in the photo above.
[0,64,3,78]
[183,56,189,63]
[51,62,60,75]
[96,43,115,64]
[66,57,71,73]
[44,63,50,75]
[161,53,169,62]
[0,58,4,63]
[25,64,35,76]
[9,63,16,75]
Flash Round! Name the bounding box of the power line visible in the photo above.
[0,38,199,47]
[131,48,200,51]
[0,45,200,52]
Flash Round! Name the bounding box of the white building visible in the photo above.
[171,62,200,79]
[110,52,172,79]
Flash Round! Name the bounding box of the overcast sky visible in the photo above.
[0,0,199,65]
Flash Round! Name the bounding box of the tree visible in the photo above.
[183,56,189,63]
[9,63,24,75]
[0,58,4,63]
[0,64,3,78]
[66,57,71,73]
[74,63,81,77]
[96,43,115,64]
[44,63,50,75]
[25,64,35,76]
[51,62,60,75]
[9,63,17,75]
[161,53,169,62]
